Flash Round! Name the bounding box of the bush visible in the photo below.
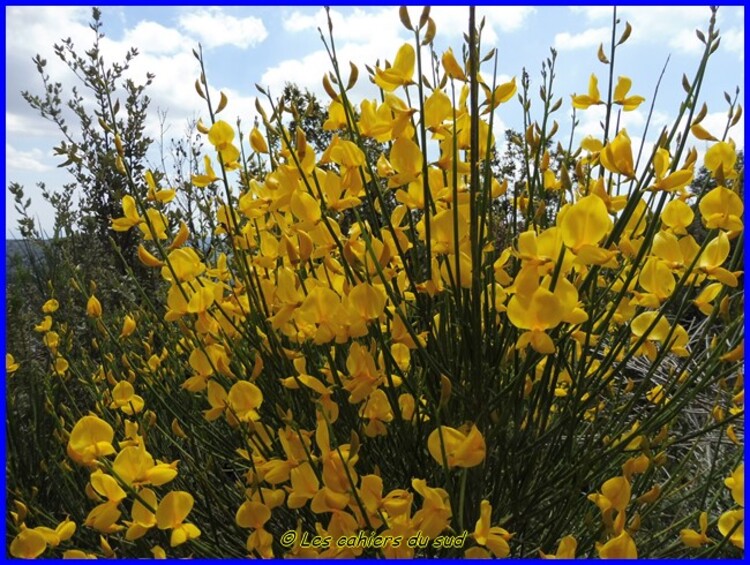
[7,6,744,558]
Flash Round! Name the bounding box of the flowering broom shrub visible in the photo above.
[7,6,744,558]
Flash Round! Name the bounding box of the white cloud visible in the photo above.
[554,27,610,51]
[6,7,93,86]
[178,8,267,49]
[6,8,242,139]
[261,50,332,95]
[283,7,405,52]
[6,112,58,137]
[480,6,536,33]
[700,111,744,150]
[283,11,319,33]
[569,6,737,58]
[722,28,744,61]
[264,8,408,101]
[6,144,53,172]
[667,29,703,55]
[283,6,534,48]
[431,6,535,44]
[122,21,185,55]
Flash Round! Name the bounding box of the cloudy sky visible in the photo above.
[5,5,745,238]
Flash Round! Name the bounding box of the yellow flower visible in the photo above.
[119,315,136,339]
[208,120,240,166]
[112,195,142,232]
[67,415,115,466]
[191,155,220,187]
[661,198,694,235]
[347,282,386,323]
[139,208,169,241]
[388,136,423,187]
[287,462,320,509]
[572,74,603,109]
[613,76,645,111]
[680,511,710,547]
[638,257,676,303]
[145,170,175,203]
[113,444,179,487]
[693,282,723,316]
[718,509,744,549]
[86,295,102,318]
[323,100,348,130]
[699,185,744,232]
[560,194,613,252]
[227,380,264,422]
[42,299,59,313]
[473,500,513,557]
[540,535,577,559]
[411,478,453,538]
[725,464,744,507]
[442,47,467,81]
[427,424,486,469]
[110,381,145,415]
[290,190,322,226]
[602,476,632,512]
[506,269,586,354]
[588,476,631,515]
[164,248,206,283]
[597,530,638,558]
[10,527,48,558]
[374,43,415,91]
[600,129,635,178]
[125,488,158,541]
[249,126,269,153]
[236,500,271,530]
[645,384,668,405]
[485,78,517,113]
[53,356,69,375]
[6,353,20,374]
[34,315,52,333]
[43,331,60,353]
[358,99,394,141]
[704,141,738,180]
[630,311,671,355]
[203,380,228,422]
[155,491,201,547]
[246,526,274,557]
[85,471,127,533]
[650,148,693,192]
[360,388,394,437]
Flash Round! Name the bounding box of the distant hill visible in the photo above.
[6,239,46,274]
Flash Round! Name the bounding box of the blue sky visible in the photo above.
[4,5,745,238]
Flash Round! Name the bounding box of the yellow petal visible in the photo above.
[250,127,269,153]
[236,501,271,530]
[156,491,194,530]
[442,48,467,81]
[290,191,322,225]
[560,195,612,251]
[601,476,631,512]
[597,530,638,558]
[10,528,48,558]
[375,43,415,91]
[691,123,718,141]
